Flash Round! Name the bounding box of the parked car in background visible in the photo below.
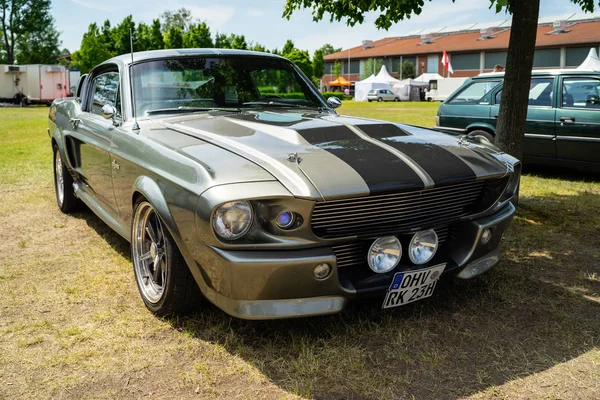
[425,77,467,102]
[435,70,600,171]
[48,49,520,320]
[367,89,399,102]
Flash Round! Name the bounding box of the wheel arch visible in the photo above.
[465,123,496,136]
[131,176,180,241]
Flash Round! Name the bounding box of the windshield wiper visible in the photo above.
[242,101,314,109]
[146,106,241,115]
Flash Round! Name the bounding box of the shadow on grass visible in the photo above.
[523,164,600,183]
[75,191,600,399]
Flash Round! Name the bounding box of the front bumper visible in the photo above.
[192,202,516,319]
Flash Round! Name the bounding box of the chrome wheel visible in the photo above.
[132,202,168,304]
[55,149,64,206]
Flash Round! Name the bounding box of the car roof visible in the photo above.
[102,48,286,68]
[474,69,600,79]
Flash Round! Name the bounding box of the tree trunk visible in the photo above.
[494,0,540,161]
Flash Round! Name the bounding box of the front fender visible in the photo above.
[132,176,181,242]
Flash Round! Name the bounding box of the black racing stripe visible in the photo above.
[379,139,476,185]
[356,124,411,138]
[298,126,424,193]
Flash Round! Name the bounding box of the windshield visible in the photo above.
[132,56,325,117]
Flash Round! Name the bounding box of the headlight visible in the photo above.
[408,229,439,265]
[367,236,402,273]
[212,201,253,240]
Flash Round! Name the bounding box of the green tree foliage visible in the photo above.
[183,22,213,48]
[136,23,152,52]
[312,49,325,78]
[287,49,313,78]
[214,32,231,48]
[71,23,113,73]
[401,60,416,79]
[282,39,295,57]
[15,21,61,64]
[149,19,164,50]
[332,61,341,78]
[0,0,55,64]
[361,58,383,79]
[112,15,135,55]
[250,42,267,52]
[161,7,193,32]
[319,43,342,56]
[229,34,248,50]
[164,25,184,49]
[101,20,114,53]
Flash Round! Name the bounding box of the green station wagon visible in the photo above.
[435,70,600,171]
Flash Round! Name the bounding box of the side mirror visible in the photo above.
[327,96,342,109]
[101,104,120,126]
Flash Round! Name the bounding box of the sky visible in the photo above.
[54,0,590,54]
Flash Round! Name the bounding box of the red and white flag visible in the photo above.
[442,50,454,74]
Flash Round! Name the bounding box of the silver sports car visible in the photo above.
[48,49,520,319]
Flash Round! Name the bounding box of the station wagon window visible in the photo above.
[91,72,120,116]
[562,77,600,109]
[448,80,501,105]
[494,77,555,107]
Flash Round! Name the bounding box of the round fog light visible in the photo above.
[276,211,295,229]
[408,229,439,265]
[481,228,492,244]
[314,263,331,280]
[368,236,402,273]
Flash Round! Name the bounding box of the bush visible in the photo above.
[321,91,352,100]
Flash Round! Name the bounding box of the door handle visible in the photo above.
[69,117,81,129]
[494,115,499,118]
[559,116,575,123]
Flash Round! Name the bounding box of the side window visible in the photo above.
[91,72,120,116]
[527,77,554,107]
[493,77,554,106]
[448,80,501,105]
[562,77,600,109]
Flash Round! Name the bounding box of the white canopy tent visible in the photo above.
[392,79,428,101]
[354,74,392,102]
[576,48,600,71]
[375,65,402,85]
[414,73,444,84]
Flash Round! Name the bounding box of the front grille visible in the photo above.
[332,226,449,268]
[311,180,496,239]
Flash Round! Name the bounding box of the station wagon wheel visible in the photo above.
[467,130,495,143]
[377,97,383,102]
[53,145,78,213]
[131,199,201,316]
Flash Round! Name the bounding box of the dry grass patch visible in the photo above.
[1,106,599,399]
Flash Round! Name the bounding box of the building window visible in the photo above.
[324,63,334,74]
[391,58,401,72]
[452,53,480,71]
[427,55,439,73]
[350,60,360,74]
[533,49,560,68]
[566,47,592,67]
[485,52,507,70]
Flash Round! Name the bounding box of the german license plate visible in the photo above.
[382,264,446,309]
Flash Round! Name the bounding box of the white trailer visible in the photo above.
[425,77,468,102]
[0,64,70,104]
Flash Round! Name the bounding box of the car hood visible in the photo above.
[157,110,513,200]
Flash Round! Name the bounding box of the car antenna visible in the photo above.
[130,28,140,134]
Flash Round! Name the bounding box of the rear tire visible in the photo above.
[467,129,495,143]
[53,145,78,213]
[377,97,383,102]
[131,199,201,317]
[394,97,399,102]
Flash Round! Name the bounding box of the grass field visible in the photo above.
[1,104,599,399]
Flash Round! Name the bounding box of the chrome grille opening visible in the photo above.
[333,226,449,268]
[312,179,505,239]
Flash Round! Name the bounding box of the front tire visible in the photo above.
[53,145,78,213]
[131,199,201,316]
[377,97,383,102]
[467,129,495,143]
[394,97,399,102]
